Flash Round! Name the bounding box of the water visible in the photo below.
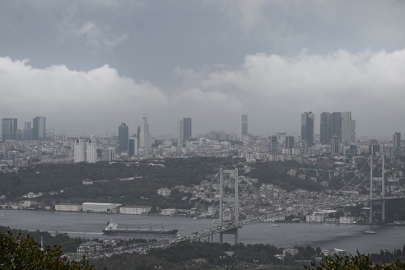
[1,210,404,254]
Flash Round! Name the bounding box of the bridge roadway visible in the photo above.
[96,216,267,258]
[92,196,405,258]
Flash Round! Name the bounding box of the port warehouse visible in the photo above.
[54,202,153,214]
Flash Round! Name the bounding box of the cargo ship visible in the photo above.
[102,221,178,236]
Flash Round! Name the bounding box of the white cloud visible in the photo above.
[59,20,128,50]
[176,48,405,137]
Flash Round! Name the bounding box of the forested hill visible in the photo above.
[245,161,323,192]
[0,157,323,208]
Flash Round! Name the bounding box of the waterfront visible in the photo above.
[1,209,404,255]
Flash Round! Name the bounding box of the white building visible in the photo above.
[140,113,150,150]
[120,205,152,215]
[77,241,103,255]
[161,208,177,215]
[82,202,121,213]
[306,214,324,223]
[55,203,82,212]
[86,135,97,163]
[73,139,85,163]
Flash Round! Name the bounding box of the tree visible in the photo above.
[0,231,94,270]
[304,252,405,270]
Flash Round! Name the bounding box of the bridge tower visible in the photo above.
[369,154,386,223]
[219,168,239,245]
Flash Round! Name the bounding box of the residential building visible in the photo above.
[2,118,17,141]
[74,139,85,163]
[87,135,97,163]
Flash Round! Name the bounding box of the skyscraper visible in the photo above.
[24,122,32,140]
[118,122,129,152]
[177,119,183,146]
[270,135,278,152]
[301,112,314,147]
[330,112,342,141]
[240,113,248,140]
[136,126,140,148]
[331,136,340,156]
[285,135,295,149]
[32,116,46,140]
[320,112,331,145]
[393,132,401,149]
[74,139,85,163]
[128,136,138,156]
[2,118,17,141]
[183,118,192,142]
[140,114,150,150]
[341,112,356,142]
[87,135,97,163]
[108,148,116,161]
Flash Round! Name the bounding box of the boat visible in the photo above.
[102,221,178,236]
[271,223,280,227]
[362,230,376,234]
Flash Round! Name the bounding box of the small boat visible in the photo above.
[363,230,376,234]
[271,223,280,227]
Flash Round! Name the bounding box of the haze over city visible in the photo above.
[1,0,404,138]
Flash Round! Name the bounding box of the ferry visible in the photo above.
[362,230,376,234]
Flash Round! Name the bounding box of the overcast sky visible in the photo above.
[1,0,404,139]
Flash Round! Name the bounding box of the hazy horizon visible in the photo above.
[1,1,404,139]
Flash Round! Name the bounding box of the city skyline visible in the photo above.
[0,1,405,138]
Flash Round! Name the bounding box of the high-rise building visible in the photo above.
[136,126,140,148]
[183,118,192,142]
[341,112,356,142]
[32,116,46,140]
[128,136,138,156]
[2,118,17,141]
[331,136,340,156]
[301,112,314,147]
[87,135,97,163]
[74,139,85,163]
[23,122,32,140]
[140,114,150,150]
[240,113,248,140]
[285,135,295,149]
[393,132,401,149]
[108,148,116,161]
[177,120,183,146]
[270,135,278,152]
[330,112,342,141]
[320,112,331,145]
[118,122,129,152]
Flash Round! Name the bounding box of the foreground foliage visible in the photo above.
[305,252,405,270]
[0,231,94,270]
